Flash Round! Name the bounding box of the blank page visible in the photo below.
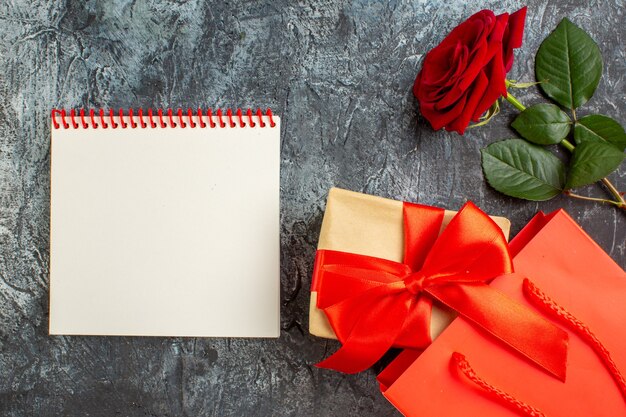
[50,111,280,337]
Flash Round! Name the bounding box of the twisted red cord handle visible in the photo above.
[451,352,548,417]
[523,278,626,402]
[451,278,626,417]
[51,108,277,129]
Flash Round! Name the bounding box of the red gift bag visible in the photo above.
[379,210,626,416]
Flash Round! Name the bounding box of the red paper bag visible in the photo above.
[379,210,626,416]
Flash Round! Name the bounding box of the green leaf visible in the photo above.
[566,141,624,188]
[512,104,571,145]
[535,18,603,110]
[481,139,566,201]
[574,115,626,151]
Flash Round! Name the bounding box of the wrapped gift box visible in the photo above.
[309,187,511,344]
[378,209,626,416]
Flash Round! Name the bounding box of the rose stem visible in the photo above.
[564,191,625,209]
[504,92,526,112]
[602,178,626,209]
[504,89,626,209]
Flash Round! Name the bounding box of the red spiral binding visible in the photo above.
[51,108,277,130]
[187,109,196,128]
[79,109,88,129]
[206,109,216,128]
[246,108,256,127]
[216,109,226,128]
[89,109,97,128]
[99,109,108,128]
[128,108,137,128]
[157,109,166,128]
[147,109,157,128]
[226,109,236,128]
[118,109,127,128]
[197,108,207,128]
[69,109,79,129]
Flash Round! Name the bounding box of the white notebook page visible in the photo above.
[50,113,280,337]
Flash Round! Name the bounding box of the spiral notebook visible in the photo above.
[49,108,280,337]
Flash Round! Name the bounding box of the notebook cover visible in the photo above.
[380,210,626,416]
[49,109,280,337]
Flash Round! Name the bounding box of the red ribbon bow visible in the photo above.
[313,201,568,380]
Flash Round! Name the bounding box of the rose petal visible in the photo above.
[503,6,527,72]
[437,17,493,108]
[472,55,507,121]
[436,44,471,108]
[447,71,489,134]
[420,92,468,131]
[456,14,494,88]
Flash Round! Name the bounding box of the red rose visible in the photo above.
[413,7,527,134]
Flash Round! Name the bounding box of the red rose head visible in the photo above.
[413,7,527,135]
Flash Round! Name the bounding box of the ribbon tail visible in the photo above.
[317,289,413,374]
[427,280,569,382]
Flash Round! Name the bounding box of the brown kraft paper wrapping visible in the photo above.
[309,187,511,342]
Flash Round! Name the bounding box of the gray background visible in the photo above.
[0,0,624,416]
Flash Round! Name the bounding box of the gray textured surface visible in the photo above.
[0,1,624,416]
